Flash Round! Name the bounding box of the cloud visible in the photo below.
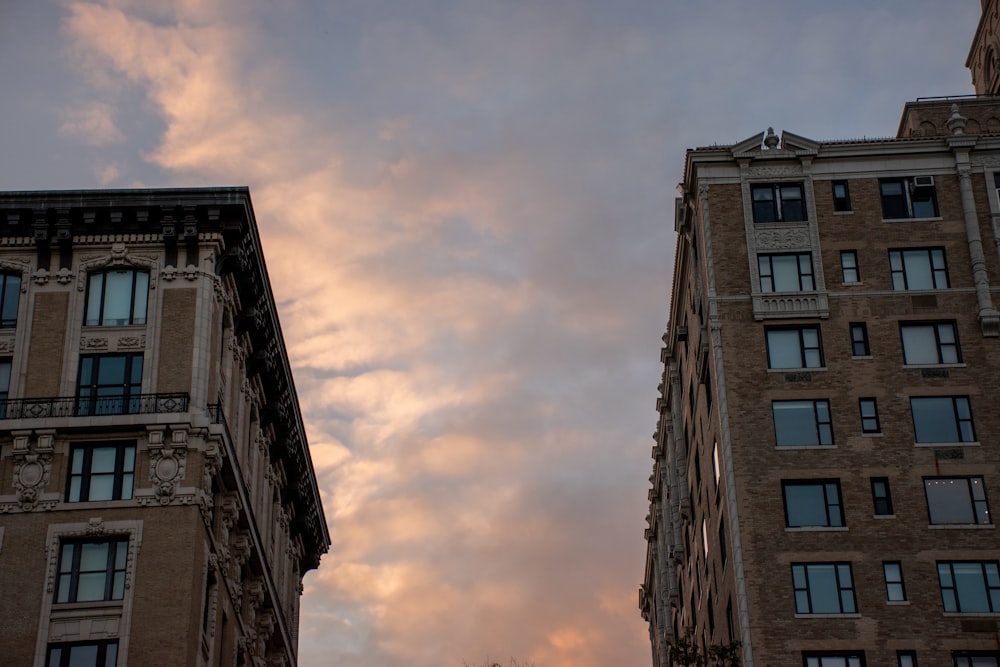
[59,102,124,146]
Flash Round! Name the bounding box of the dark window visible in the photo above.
[954,653,1000,667]
[85,269,149,326]
[911,396,975,443]
[0,272,21,328]
[752,182,806,223]
[766,326,824,369]
[0,358,9,402]
[76,354,143,416]
[67,442,135,502]
[46,640,119,667]
[55,538,129,603]
[719,518,727,566]
[726,598,735,643]
[759,253,815,292]
[900,321,961,364]
[937,561,1000,613]
[897,651,917,667]
[841,250,860,283]
[859,398,881,434]
[792,562,857,614]
[871,477,894,516]
[924,477,991,525]
[773,400,833,447]
[889,248,949,290]
[884,562,907,601]
[832,181,852,212]
[804,654,865,667]
[880,177,939,219]
[783,480,844,528]
[850,323,870,357]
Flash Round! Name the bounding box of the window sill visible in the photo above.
[904,363,966,369]
[915,441,980,448]
[861,432,884,438]
[873,514,896,519]
[52,599,124,611]
[851,355,873,360]
[794,613,861,619]
[841,281,863,286]
[928,523,994,530]
[785,526,848,532]
[776,445,836,450]
[833,210,854,215]
[767,367,827,373]
[881,216,943,223]
[887,600,910,606]
[943,612,1000,617]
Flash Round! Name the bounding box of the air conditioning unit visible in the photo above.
[912,175,935,188]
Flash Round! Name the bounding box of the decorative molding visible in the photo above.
[76,244,159,292]
[748,165,801,178]
[12,433,53,511]
[753,292,830,320]
[754,226,812,251]
[118,335,146,350]
[0,337,15,354]
[80,337,109,351]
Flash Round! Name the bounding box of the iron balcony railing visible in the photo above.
[0,392,189,419]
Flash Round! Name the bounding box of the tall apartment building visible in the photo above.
[641,4,1000,667]
[0,188,329,667]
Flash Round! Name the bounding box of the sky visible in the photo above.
[0,1,985,665]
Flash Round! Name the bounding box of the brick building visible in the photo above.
[0,188,329,666]
[641,4,1000,666]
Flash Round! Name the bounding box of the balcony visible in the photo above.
[0,393,189,420]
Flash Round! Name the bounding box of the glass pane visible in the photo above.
[902,251,933,289]
[774,401,820,446]
[123,447,135,472]
[133,272,149,324]
[954,563,990,611]
[95,357,126,385]
[79,542,110,571]
[911,190,936,218]
[130,356,143,384]
[926,479,975,524]
[1,274,19,325]
[901,326,938,364]
[121,474,134,500]
[91,447,117,473]
[767,330,803,369]
[69,477,82,502]
[76,572,108,601]
[785,485,830,527]
[792,565,806,587]
[47,647,61,667]
[88,474,114,502]
[105,644,118,667]
[57,574,72,603]
[112,571,125,599]
[70,450,84,474]
[806,564,840,613]
[102,271,134,325]
[86,274,104,325]
[912,397,960,442]
[771,255,801,292]
[67,645,99,667]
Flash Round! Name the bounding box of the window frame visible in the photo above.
[758,253,816,293]
[751,182,807,223]
[782,480,844,528]
[880,177,939,219]
[46,640,119,667]
[0,271,21,329]
[954,652,1000,667]
[937,561,1000,613]
[76,353,144,416]
[54,537,130,604]
[803,653,866,667]
[792,562,858,615]
[911,396,976,444]
[766,326,825,369]
[889,248,949,290]
[896,651,918,667]
[84,268,150,327]
[66,442,136,503]
[840,250,860,283]
[924,476,991,526]
[859,398,881,434]
[883,561,907,602]
[871,477,894,517]
[832,180,852,212]
[900,321,961,365]
[850,323,870,357]
[773,399,834,448]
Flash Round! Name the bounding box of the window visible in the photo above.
[751,182,806,223]
[937,561,1000,613]
[85,269,149,326]
[889,248,949,290]
[871,478,894,516]
[954,652,1000,667]
[850,323,870,357]
[719,518,727,566]
[832,180,852,212]
[897,651,917,667]
[55,538,129,603]
[773,400,833,447]
[759,253,815,292]
[841,251,860,283]
[880,177,939,219]
[46,640,119,667]
[0,358,9,402]
[0,272,21,328]
[804,654,865,667]
[884,562,907,601]
[792,563,857,614]
[67,442,136,502]
[911,396,975,443]
[859,398,881,434]
[766,326,824,369]
[76,354,143,416]
[924,477,991,525]
[783,480,844,528]
[901,321,961,364]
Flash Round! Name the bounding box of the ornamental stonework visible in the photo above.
[754,226,811,251]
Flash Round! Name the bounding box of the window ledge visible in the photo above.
[52,600,124,612]
[904,363,966,369]
[862,432,884,438]
[928,523,995,530]
[851,355,873,360]
[915,441,980,448]
[794,613,861,619]
[943,612,1000,617]
[841,281,863,286]
[887,600,910,606]
[833,211,854,215]
[776,445,837,450]
[873,514,896,519]
[767,367,827,373]
[785,526,848,532]
[881,216,944,223]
